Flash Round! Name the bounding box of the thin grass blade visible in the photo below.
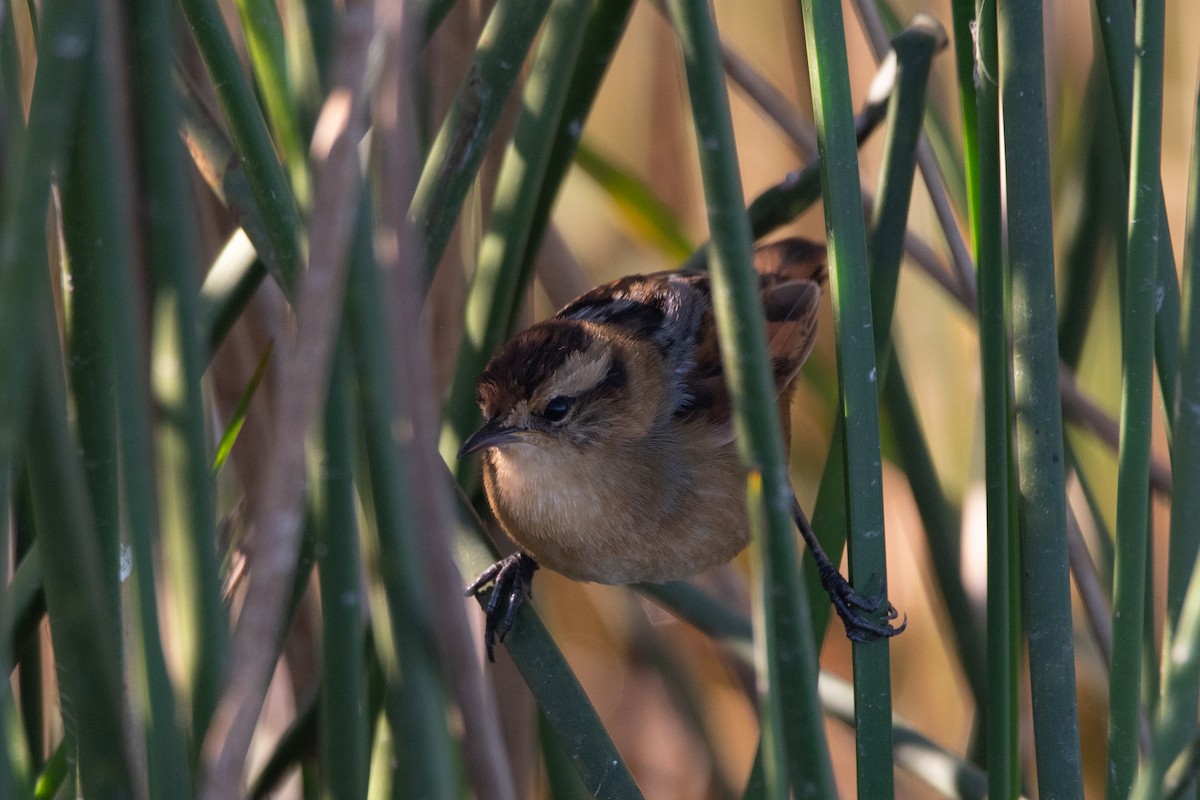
[212,342,275,475]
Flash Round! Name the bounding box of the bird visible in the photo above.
[461,237,904,660]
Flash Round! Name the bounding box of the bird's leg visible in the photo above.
[464,551,539,661]
[792,498,906,641]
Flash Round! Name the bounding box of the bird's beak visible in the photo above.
[459,420,525,458]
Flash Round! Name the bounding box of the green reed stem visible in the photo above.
[796,0,896,795]
[234,0,310,206]
[409,0,554,284]
[179,0,303,293]
[66,26,193,794]
[1131,50,1200,800]
[317,339,368,800]
[972,0,1019,795]
[1093,0,1180,437]
[1106,0,1164,793]
[520,0,637,260]
[128,0,226,747]
[997,1,1084,796]
[28,304,135,799]
[667,0,834,796]
[345,206,455,800]
[0,0,94,497]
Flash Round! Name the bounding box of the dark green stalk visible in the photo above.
[126,0,225,748]
[408,0,554,284]
[1137,55,1200,800]
[997,1,1083,796]
[199,234,269,358]
[1106,0,1163,791]
[0,453,15,800]
[1093,0,1180,436]
[65,19,192,794]
[303,0,336,82]
[61,75,124,650]
[538,711,593,800]
[667,0,833,797]
[0,0,96,778]
[0,6,21,167]
[746,470,786,800]
[482,593,643,799]
[234,0,310,205]
[796,0,896,795]
[29,305,135,798]
[442,0,595,470]
[823,27,984,705]
[178,0,302,293]
[972,0,1017,795]
[4,541,43,677]
[865,21,942,328]
[178,85,280,297]
[0,0,95,504]
[346,214,455,800]
[948,0,979,255]
[317,340,367,800]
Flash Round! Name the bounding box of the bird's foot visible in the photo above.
[464,552,539,661]
[817,563,906,642]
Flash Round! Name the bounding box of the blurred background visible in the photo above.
[4,0,1200,796]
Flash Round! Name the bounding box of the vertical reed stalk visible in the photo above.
[668,0,834,796]
[997,0,1084,795]
[796,0,896,794]
[1107,0,1165,793]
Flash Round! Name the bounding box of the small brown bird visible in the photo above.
[462,238,904,659]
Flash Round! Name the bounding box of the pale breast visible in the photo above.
[482,431,749,584]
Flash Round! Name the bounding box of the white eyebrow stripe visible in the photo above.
[543,343,612,399]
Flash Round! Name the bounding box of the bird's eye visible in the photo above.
[542,396,574,423]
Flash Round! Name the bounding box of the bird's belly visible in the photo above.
[484,445,749,584]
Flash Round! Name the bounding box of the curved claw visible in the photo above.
[792,498,906,642]
[464,552,539,661]
[818,563,906,641]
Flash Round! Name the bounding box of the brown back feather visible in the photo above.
[552,238,827,428]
